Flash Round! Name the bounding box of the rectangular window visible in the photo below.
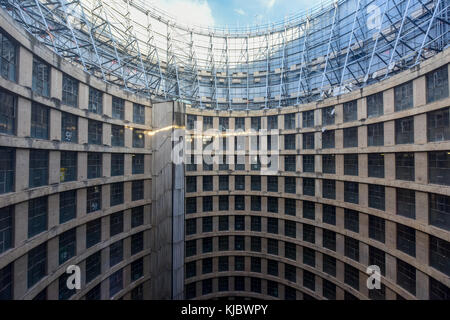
[303,155,315,173]
[0,31,17,82]
[395,81,413,111]
[345,237,359,262]
[323,229,336,251]
[322,205,336,225]
[428,151,450,186]
[396,188,415,219]
[202,237,212,253]
[396,153,415,181]
[132,180,144,201]
[109,270,123,298]
[87,153,102,179]
[251,216,261,231]
[186,176,196,193]
[268,239,278,255]
[302,110,314,128]
[111,153,124,176]
[86,186,101,213]
[344,181,359,204]
[369,184,385,211]
[395,117,414,144]
[218,256,228,272]
[131,206,144,228]
[367,122,384,146]
[368,153,385,178]
[267,197,278,213]
[251,196,261,211]
[111,97,124,120]
[218,117,229,131]
[234,195,245,211]
[369,246,386,276]
[284,113,295,130]
[285,155,296,172]
[429,236,450,276]
[111,125,124,147]
[285,177,296,194]
[367,92,383,118]
[267,115,278,130]
[344,264,359,290]
[343,127,358,148]
[0,147,14,194]
[203,217,212,233]
[59,228,76,264]
[397,259,416,295]
[185,240,196,257]
[426,65,449,103]
[285,264,296,282]
[62,74,78,107]
[303,133,315,149]
[344,154,358,176]
[133,129,145,148]
[234,235,245,251]
[344,209,359,233]
[322,154,335,174]
[397,223,416,257]
[369,215,385,243]
[86,218,101,248]
[285,198,296,216]
[132,154,144,174]
[31,103,49,139]
[88,120,102,145]
[85,252,101,283]
[0,89,16,135]
[303,270,315,291]
[58,190,76,225]
[251,237,261,252]
[322,106,335,125]
[133,104,145,124]
[285,220,296,238]
[27,242,47,288]
[219,175,229,191]
[0,263,13,300]
[267,176,278,192]
[0,206,13,254]
[203,116,213,130]
[235,117,245,130]
[32,57,50,97]
[186,218,196,235]
[267,217,278,234]
[88,87,103,114]
[267,259,278,276]
[28,196,47,238]
[343,100,357,122]
[284,134,296,150]
[186,198,197,214]
[219,195,229,211]
[110,182,124,207]
[61,112,78,143]
[186,115,196,130]
[285,242,296,260]
[202,258,212,274]
[60,151,77,182]
[303,178,315,196]
[131,232,144,255]
[109,240,123,267]
[427,107,449,142]
[323,279,336,300]
[429,277,450,300]
[250,176,262,192]
[323,254,336,277]
[322,130,335,149]
[218,236,228,251]
[303,247,315,267]
[303,224,315,244]
[203,175,213,191]
[251,117,260,130]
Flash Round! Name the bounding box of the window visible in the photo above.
[186,115,196,130]
[217,277,228,292]
[344,209,359,233]
[0,89,16,135]
[368,123,384,146]
[426,65,449,103]
[344,154,358,176]
[344,182,359,204]
[303,201,315,220]
[218,117,229,132]
[31,103,49,139]
[303,133,315,149]
[397,188,415,219]
[267,217,278,234]
[202,258,212,274]
[110,211,124,236]
[62,74,78,107]
[323,229,336,251]
[88,87,103,114]
[109,270,123,298]
[343,100,357,122]
[111,153,124,176]
[235,256,245,271]
[369,246,385,276]
[0,31,17,82]
[368,153,384,178]
[234,195,244,211]
[203,217,212,233]
[131,208,143,230]
[88,120,102,145]
[303,247,315,267]
[251,216,261,231]
[427,107,449,142]
[0,263,12,300]
[234,155,245,171]
[396,117,414,144]
[395,81,413,111]
[251,117,260,130]
[285,220,296,238]
[234,277,245,292]
[323,279,336,300]
[268,239,278,255]
[267,115,277,130]
[369,215,385,243]
[284,134,295,150]
[132,180,144,201]
[131,232,144,255]
[429,193,450,231]
[109,240,123,266]
[59,228,76,264]
[397,224,416,257]
[185,282,196,299]
[251,237,261,252]
[429,151,450,186]
[251,155,261,171]
[186,198,197,214]
[251,196,261,211]
[429,277,450,300]
[251,175,261,191]
[186,176,196,193]
[59,272,75,300]
[28,242,47,288]
[344,264,359,290]
[285,177,296,194]
[219,175,229,190]
[267,176,278,192]
[285,155,296,172]
[85,252,101,283]
[203,175,213,191]
[203,237,212,253]
[303,110,314,128]
[60,151,77,182]
[367,92,383,118]
[285,264,296,282]
[86,186,101,213]
[203,116,213,130]
[218,236,228,251]
[32,57,50,97]
[61,112,78,143]
[343,127,358,148]
[0,148,14,194]
[322,130,335,149]
[303,155,315,173]
[303,270,315,291]
[131,258,144,282]
[111,125,124,147]
[285,113,295,130]
[303,224,315,244]
[267,280,279,297]
[285,198,296,216]
[185,240,196,257]
[112,97,125,120]
[132,154,144,174]
[235,117,245,130]
[234,235,245,250]
[267,197,278,213]
[322,179,336,200]
[85,284,100,300]
[86,218,101,248]
[29,150,48,188]
[133,103,145,124]
[397,259,416,295]
[218,256,228,272]
[0,206,13,254]
[369,184,385,211]
[28,196,47,238]
[345,237,359,261]
[323,205,336,225]
[251,257,261,273]
[133,129,145,148]
[323,254,336,277]
[219,195,229,211]
[235,175,245,190]
[87,153,102,179]
[186,219,196,235]
[430,236,450,276]
[285,242,296,260]
[322,106,335,125]
[322,154,335,174]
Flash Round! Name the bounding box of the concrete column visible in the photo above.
[48,194,59,230]
[414,114,427,145]
[47,237,59,274]
[49,151,60,185]
[385,187,396,214]
[50,68,62,101]
[125,101,133,122]
[76,188,86,217]
[385,254,396,283]
[78,152,87,181]
[15,149,30,192]
[78,118,88,145]
[103,153,111,178]
[335,129,343,149]
[18,47,32,88]
[416,231,429,267]
[415,192,428,225]
[416,270,429,300]
[384,88,394,115]
[415,152,428,184]
[385,153,396,181]
[17,97,31,138]
[102,184,110,211]
[13,256,27,299]
[103,123,111,146]
[104,94,112,118]
[50,109,61,141]
[384,121,395,146]
[413,76,426,108]
[125,127,132,148]
[14,202,28,245]
[359,183,368,207]
[359,154,368,178]
[79,83,89,110]
[124,154,132,176]
[358,126,367,148]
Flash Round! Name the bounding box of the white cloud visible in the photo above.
[150,0,215,26]
[261,0,276,9]
[234,8,245,16]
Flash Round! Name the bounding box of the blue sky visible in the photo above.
[150,0,315,28]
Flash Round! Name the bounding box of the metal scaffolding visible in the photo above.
[2,0,449,109]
